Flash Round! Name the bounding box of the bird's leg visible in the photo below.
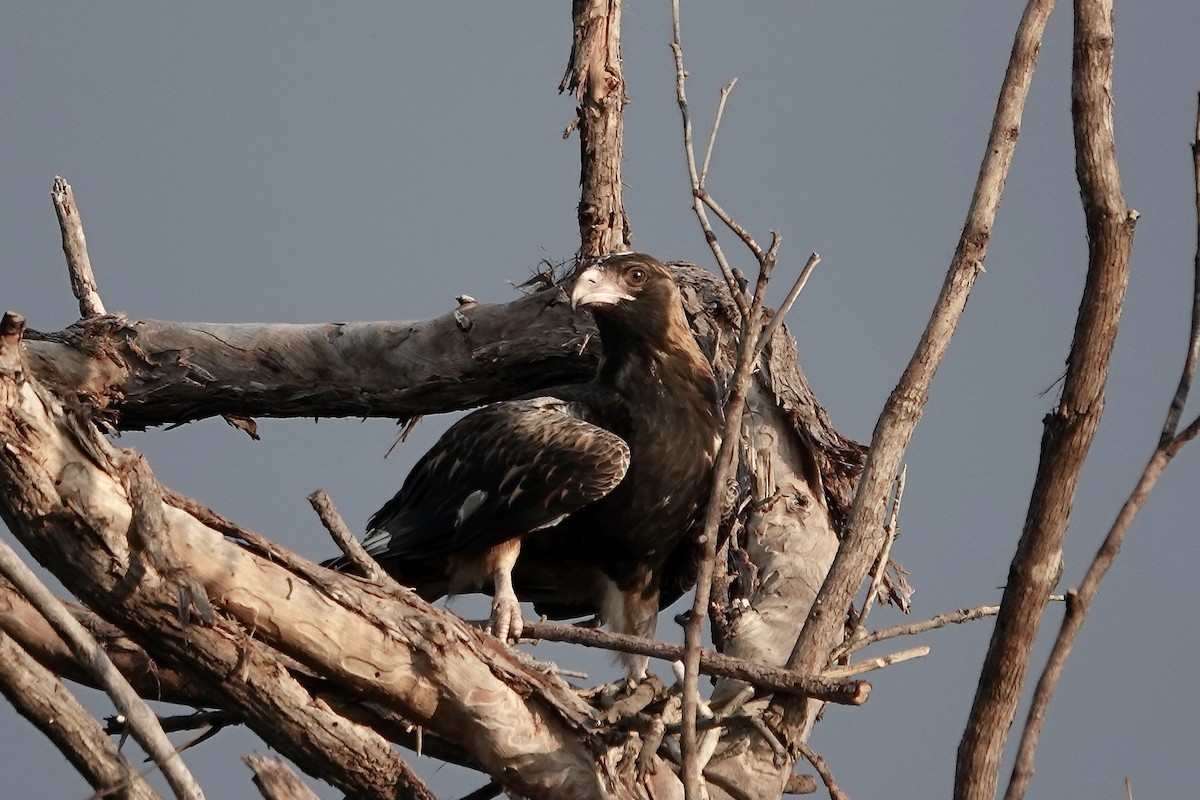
[485,540,524,641]
[603,576,657,684]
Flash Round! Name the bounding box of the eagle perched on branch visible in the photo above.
[333,253,722,678]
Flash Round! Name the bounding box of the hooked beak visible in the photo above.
[570,267,634,311]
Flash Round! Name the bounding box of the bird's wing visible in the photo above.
[362,396,630,560]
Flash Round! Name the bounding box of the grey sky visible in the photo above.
[3,3,1198,798]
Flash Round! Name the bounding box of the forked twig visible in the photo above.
[753,252,822,360]
[670,0,748,318]
[700,80,738,188]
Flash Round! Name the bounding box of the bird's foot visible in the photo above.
[486,591,524,642]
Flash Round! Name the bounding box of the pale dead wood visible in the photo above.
[0,579,213,706]
[1002,89,1200,800]
[0,630,161,800]
[956,2,1137,798]
[0,433,205,800]
[822,646,929,680]
[243,754,322,800]
[51,177,106,319]
[522,622,866,704]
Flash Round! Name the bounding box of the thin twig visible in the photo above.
[697,189,762,258]
[681,254,778,798]
[520,621,866,704]
[796,743,851,800]
[51,177,106,318]
[307,489,406,593]
[0,536,205,800]
[823,645,929,680]
[753,252,822,360]
[699,80,738,189]
[853,464,907,634]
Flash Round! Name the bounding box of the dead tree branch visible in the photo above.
[0,466,205,800]
[51,177,106,319]
[561,0,631,258]
[521,621,868,705]
[956,2,1138,797]
[0,629,161,800]
[1003,86,1200,800]
[745,2,1061,794]
[243,754,322,800]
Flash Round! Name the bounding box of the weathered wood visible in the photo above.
[957,2,1136,798]
[0,630,161,800]
[243,754,329,800]
[562,0,631,257]
[22,288,593,430]
[8,260,860,800]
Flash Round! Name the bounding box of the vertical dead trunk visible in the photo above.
[562,0,631,259]
[954,2,1136,798]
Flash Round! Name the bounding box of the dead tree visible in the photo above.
[2,2,1193,800]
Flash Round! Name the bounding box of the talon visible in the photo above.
[489,591,524,642]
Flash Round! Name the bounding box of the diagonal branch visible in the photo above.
[957,2,1137,797]
[772,4,1060,782]
[1002,84,1200,800]
[51,177,106,319]
[0,629,161,800]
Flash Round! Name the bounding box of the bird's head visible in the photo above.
[570,252,702,367]
[571,252,679,321]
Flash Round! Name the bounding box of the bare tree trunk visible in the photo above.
[954,2,1136,798]
[562,0,631,258]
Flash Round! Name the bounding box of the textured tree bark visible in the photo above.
[22,290,594,430]
[955,2,1136,798]
[244,754,324,800]
[4,262,854,799]
[562,0,631,258]
[0,630,161,800]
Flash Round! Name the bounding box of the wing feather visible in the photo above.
[365,396,630,559]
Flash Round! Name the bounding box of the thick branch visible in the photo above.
[22,288,592,430]
[764,3,1059,785]
[956,2,1136,798]
[0,630,160,800]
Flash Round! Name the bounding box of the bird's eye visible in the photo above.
[627,267,647,286]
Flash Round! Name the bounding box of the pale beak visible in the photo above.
[571,267,634,311]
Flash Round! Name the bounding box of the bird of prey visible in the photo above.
[331,252,722,678]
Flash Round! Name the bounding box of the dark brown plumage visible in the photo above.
[329,252,722,678]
